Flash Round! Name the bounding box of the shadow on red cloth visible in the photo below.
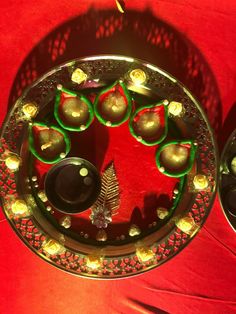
[8,7,222,137]
[218,101,236,153]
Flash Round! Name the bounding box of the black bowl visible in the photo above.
[44,157,101,214]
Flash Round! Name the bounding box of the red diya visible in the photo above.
[0,56,217,278]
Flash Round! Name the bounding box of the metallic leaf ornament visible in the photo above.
[90,162,120,228]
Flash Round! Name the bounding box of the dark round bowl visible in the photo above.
[44,157,101,214]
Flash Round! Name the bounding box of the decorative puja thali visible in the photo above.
[0,55,217,278]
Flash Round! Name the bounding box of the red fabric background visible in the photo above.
[0,1,236,314]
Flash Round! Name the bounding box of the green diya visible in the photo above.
[129,101,168,146]
[156,140,197,177]
[54,85,94,131]
[29,122,71,164]
[94,80,132,127]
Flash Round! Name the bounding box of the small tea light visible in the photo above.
[22,102,38,119]
[129,224,141,237]
[129,69,147,85]
[71,68,87,84]
[5,154,21,171]
[193,174,209,190]
[168,101,184,117]
[136,246,155,262]
[11,199,28,215]
[59,215,71,229]
[42,239,64,255]
[157,207,169,219]
[96,229,107,241]
[86,254,103,270]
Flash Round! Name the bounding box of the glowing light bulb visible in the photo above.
[129,69,147,85]
[71,68,87,84]
[168,101,183,117]
[193,174,208,190]
[136,246,155,262]
[42,239,64,255]
[86,255,103,269]
[11,199,28,215]
[22,103,38,119]
[5,155,21,171]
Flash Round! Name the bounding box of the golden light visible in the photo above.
[86,255,103,269]
[129,69,147,85]
[22,103,38,119]
[11,199,28,215]
[5,154,21,171]
[175,216,199,237]
[41,142,52,151]
[129,224,141,236]
[115,0,125,13]
[71,68,87,84]
[136,246,155,262]
[156,207,169,219]
[168,101,184,117]
[42,239,64,255]
[193,174,209,190]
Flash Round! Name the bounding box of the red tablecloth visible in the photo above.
[0,1,236,313]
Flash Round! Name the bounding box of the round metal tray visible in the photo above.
[0,55,218,278]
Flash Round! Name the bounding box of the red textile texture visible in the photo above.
[0,1,236,314]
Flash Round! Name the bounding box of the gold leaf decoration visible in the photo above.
[90,162,120,228]
[93,162,120,215]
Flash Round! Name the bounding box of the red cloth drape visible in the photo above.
[0,1,236,313]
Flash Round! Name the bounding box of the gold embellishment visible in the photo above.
[11,199,28,215]
[193,174,209,190]
[168,101,184,117]
[136,246,155,262]
[42,239,64,255]
[59,216,71,229]
[5,154,21,171]
[71,68,87,84]
[176,216,199,237]
[22,103,38,119]
[86,255,103,269]
[129,224,141,236]
[96,229,107,241]
[129,69,147,85]
[157,207,169,219]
